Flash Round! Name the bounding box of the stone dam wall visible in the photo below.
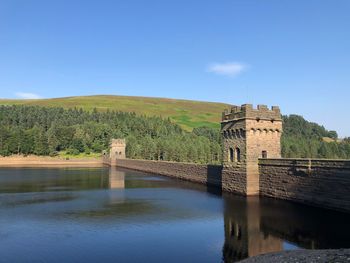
[259,159,350,212]
[116,159,223,187]
[102,153,111,166]
[113,158,350,212]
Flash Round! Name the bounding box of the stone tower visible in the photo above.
[221,104,282,195]
[110,139,126,166]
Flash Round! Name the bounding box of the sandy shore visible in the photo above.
[0,155,105,167]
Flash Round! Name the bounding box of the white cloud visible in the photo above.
[207,62,249,77]
[15,92,42,99]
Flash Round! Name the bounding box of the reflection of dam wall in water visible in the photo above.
[223,196,282,262]
[258,198,350,249]
[222,194,350,262]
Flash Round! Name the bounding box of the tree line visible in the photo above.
[0,105,349,162]
[0,105,221,164]
[282,115,350,159]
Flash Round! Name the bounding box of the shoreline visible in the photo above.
[0,155,104,167]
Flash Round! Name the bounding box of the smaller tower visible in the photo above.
[110,139,126,166]
[221,104,282,195]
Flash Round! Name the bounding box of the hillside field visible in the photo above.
[0,95,231,131]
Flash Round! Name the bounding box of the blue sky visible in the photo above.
[0,0,349,136]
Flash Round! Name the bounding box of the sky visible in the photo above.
[0,0,349,136]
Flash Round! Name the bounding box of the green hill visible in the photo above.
[0,95,230,131]
[0,96,349,160]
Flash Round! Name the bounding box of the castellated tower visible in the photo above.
[221,104,282,195]
[110,139,126,166]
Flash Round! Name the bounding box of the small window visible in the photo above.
[119,151,122,155]
[235,148,241,162]
[262,151,267,158]
[237,226,242,240]
[229,148,234,162]
[230,222,235,237]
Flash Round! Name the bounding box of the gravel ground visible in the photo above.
[239,249,350,263]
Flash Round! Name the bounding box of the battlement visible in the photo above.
[222,104,281,122]
[111,139,126,147]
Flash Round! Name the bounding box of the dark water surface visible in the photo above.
[0,167,349,263]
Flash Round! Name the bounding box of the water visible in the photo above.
[0,167,349,263]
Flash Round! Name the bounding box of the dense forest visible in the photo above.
[0,105,222,164]
[0,105,349,163]
[282,115,350,159]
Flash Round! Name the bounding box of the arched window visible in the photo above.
[235,148,241,162]
[229,148,234,162]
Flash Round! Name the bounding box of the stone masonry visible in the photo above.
[116,158,222,187]
[221,104,282,195]
[259,158,350,212]
[109,139,126,166]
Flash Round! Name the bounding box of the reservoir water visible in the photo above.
[0,167,349,262]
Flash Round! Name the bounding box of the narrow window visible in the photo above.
[237,226,242,240]
[229,148,234,162]
[262,150,267,158]
[236,148,241,162]
[230,222,235,237]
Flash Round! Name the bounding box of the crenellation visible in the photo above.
[257,104,268,110]
[222,104,282,122]
[271,106,280,112]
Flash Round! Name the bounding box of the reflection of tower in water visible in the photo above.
[108,168,125,204]
[222,196,283,262]
[109,168,125,189]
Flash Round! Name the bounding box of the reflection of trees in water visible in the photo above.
[222,194,350,262]
[0,192,76,207]
[0,168,110,193]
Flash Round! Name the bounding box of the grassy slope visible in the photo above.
[0,95,231,131]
